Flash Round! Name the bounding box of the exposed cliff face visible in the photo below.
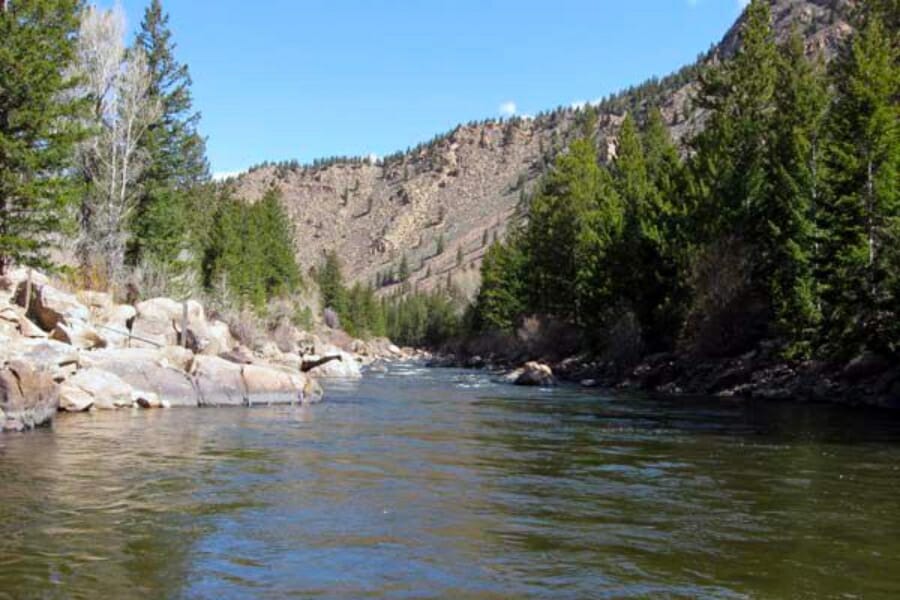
[229,0,851,297]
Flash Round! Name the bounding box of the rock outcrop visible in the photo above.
[0,268,375,432]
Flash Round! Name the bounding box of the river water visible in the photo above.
[1,365,899,599]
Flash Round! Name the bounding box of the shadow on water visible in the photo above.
[0,366,898,598]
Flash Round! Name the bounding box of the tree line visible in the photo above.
[316,251,462,346]
[472,0,899,362]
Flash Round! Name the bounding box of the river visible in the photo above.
[1,365,899,598]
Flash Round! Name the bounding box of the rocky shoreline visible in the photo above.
[0,268,405,432]
[438,345,900,409]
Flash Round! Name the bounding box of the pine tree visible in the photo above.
[0,0,88,273]
[819,13,900,357]
[767,31,829,357]
[474,237,526,332]
[130,0,209,265]
[318,250,347,315]
[256,188,301,296]
[525,138,608,319]
[690,0,778,245]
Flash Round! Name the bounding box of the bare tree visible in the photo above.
[75,5,160,286]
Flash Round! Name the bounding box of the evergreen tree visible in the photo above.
[819,13,900,356]
[130,0,209,265]
[0,0,87,273]
[474,237,527,332]
[768,31,829,357]
[690,0,778,245]
[608,112,686,350]
[318,250,347,315]
[525,138,607,319]
[256,188,301,296]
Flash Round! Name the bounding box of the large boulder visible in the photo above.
[513,361,557,387]
[79,348,198,408]
[242,364,323,405]
[58,368,136,411]
[0,359,58,431]
[305,345,363,379]
[16,280,90,332]
[90,304,136,348]
[130,298,183,348]
[192,355,246,407]
[132,298,217,353]
[7,339,81,382]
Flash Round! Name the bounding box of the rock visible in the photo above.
[843,352,891,382]
[0,267,49,307]
[59,386,95,412]
[220,345,255,365]
[305,350,362,379]
[80,348,198,408]
[132,390,163,409]
[50,319,106,350]
[388,344,402,356]
[0,359,59,431]
[130,298,182,348]
[59,368,134,410]
[91,304,136,348]
[16,281,90,331]
[157,346,195,372]
[0,305,46,339]
[580,379,598,388]
[514,361,556,386]
[8,339,80,382]
[192,355,246,407]
[204,320,235,355]
[241,364,322,405]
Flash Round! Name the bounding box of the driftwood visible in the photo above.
[300,354,342,372]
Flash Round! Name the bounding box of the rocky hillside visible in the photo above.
[228,0,851,298]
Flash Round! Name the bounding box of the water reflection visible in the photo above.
[0,369,899,598]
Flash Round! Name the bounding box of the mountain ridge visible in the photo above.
[228,0,851,297]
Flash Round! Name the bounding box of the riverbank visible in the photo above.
[0,267,408,432]
[438,332,900,409]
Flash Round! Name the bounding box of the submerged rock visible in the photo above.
[513,362,557,387]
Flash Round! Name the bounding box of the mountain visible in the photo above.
[227,0,851,298]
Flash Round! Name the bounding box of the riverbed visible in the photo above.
[1,365,899,598]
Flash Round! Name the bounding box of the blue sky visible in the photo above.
[102,0,748,178]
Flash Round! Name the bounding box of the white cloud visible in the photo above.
[212,170,244,182]
[498,101,517,117]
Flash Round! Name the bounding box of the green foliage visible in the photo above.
[384,289,462,347]
[317,250,347,314]
[129,0,209,267]
[818,12,900,357]
[0,0,88,273]
[524,137,610,320]
[471,0,899,364]
[768,31,829,357]
[474,236,527,332]
[204,189,300,309]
